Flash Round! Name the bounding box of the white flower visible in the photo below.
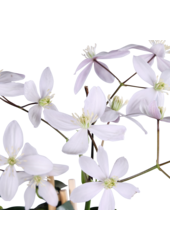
[0,121,53,201]
[24,67,58,128]
[70,146,140,210]
[44,87,126,155]
[0,70,25,96]
[18,164,69,210]
[74,44,130,94]
[100,95,147,134]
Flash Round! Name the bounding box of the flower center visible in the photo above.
[72,109,98,129]
[82,44,97,58]
[39,94,54,107]
[8,157,17,166]
[103,177,118,189]
[154,80,170,92]
[109,95,128,111]
[33,176,43,185]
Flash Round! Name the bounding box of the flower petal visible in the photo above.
[110,157,129,178]
[71,58,93,97]
[157,57,170,72]
[19,143,38,156]
[120,44,151,53]
[79,156,106,181]
[0,166,18,201]
[139,53,155,66]
[123,115,150,137]
[0,69,27,99]
[100,107,120,122]
[150,44,165,58]
[62,129,88,155]
[17,155,53,175]
[44,103,58,111]
[99,189,115,210]
[162,117,170,123]
[94,48,132,61]
[28,104,42,128]
[70,182,103,203]
[44,109,80,131]
[24,81,40,102]
[0,155,7,166]
[3,120,23,157]
[94,61,115,83]
[89,124,126,141]
[160,69,170,87]
[133,56,156,86]
[24,186,36,210]
[84,86,106,119]
[126,88,157,115]
[38,181,58,207]
[97,146,109,177]
[17,171,33,185]
[114,183,140,199]
[46,164,69,176]
[39,67,54,98]
[147,100,161,119]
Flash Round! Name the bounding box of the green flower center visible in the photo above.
[154,82,166,91]
[82,44,97,58]
[103,177,118,189]
[158,106,166,119]
[38,92,57,107]
[8,157,17,166]
[33,176,42,185]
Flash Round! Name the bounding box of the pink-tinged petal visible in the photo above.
[94,61,115,83]
[97,146,109,177]
[110,157,129,179]
[89,124,126,141]
[38,181,58,207]
[157,57,170,72]
[24,81,40,102]
[17,171,33,185]
[17,155,53,175]
[72,58,93,97]
[126,88,157,115]
[139,53,155,66]
[120,44,151,53]
[28,105,42,128]
[161,117,170,123]
[99,189,115,210]
[44,109,80,131]
[100,107,120,123]
[96,50,130,60]
[157,91,164,107]
[79,156,106,181]
[113,116,121,123]
[0,155,7,166]
[46,164,69,176]
[62,129,88,155]
[70,182,103,203]
[147,101,161,119]
[3,120,23,157]
[39,67,54,98]
[133,56,156,86]
[84,86,106,119]
[0,69,27,99]
[24,186,36,210]
[0,166,18,201]
[114,183,140,199]
[123,115,150,137]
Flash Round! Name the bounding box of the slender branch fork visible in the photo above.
[0,52,170,182]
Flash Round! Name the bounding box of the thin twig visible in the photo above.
[159,168,170,179]
[21,102,38,108]
[124,84,146,89]
[88,130,98,152]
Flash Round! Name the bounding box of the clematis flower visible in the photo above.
[125,55,170,118]
[24,67,57,128]
[70,146,139,210]
[44,87,126,155]
[17,163,69,210]
[0,69,25,96]
[0,121,53,201]
[121,40,170,72]
[74,44,130,94]
[100,95,147,134]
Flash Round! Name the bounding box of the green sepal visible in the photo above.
[81,170,88,184]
